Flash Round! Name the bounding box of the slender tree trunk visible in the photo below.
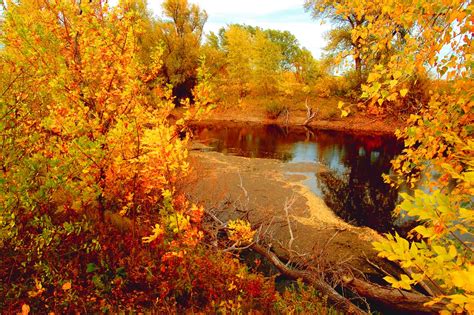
[355,54,362,83]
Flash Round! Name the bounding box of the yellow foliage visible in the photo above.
[168,213,191,234]
[21,304,30,315]
[337,101,350,117]
[399,89,409,97]
[305,0,474,312]
[227,219,256,245]
[142,224,165,244]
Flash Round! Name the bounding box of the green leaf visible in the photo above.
[115,267,127,279]
[86,263,98,273]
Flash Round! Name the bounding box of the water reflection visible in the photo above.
[191,123,403,233]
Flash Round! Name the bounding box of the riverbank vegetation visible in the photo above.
[0,0,472,313]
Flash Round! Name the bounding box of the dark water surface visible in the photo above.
[191,123,406,233]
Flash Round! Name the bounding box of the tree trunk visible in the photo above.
[355,53,362,85]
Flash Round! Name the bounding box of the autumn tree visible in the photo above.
[157,0,207,101]
[310,0,473,312]
[0,0,203,309]
[264,29,301,71]
[305,0,413,89]
[200,31,227,89]
[304,0,370,83]
[223,25,254,97]
[294,47,325,85]
[238,26,301,72]
[130,0,163,68]
[252,29,283,95]
[221,25,304,73]
[210,24,322,98]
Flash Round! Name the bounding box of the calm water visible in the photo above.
[191,123,406,233]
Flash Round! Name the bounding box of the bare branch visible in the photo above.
[222,241,255,253]
[237,172,249,202]
[343,276,446,313]
[283,195,297,255]
[303,97,317,125]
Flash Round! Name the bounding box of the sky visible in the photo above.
[147,0,330,58]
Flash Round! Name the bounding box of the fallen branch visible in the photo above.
[203,206,366,314]
[251,243,368,315]
[201,186,447,314]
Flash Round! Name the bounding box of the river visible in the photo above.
[191,122,407,234]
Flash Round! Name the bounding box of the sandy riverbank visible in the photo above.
[184,149,400,276]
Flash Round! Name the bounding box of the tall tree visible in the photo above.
[158,0,207,101]
[213,24,322,95]
[304,0,371,82]
[264,29,301,71]
[223,25,254,97]
[0,0,187,221]
[201,31,226,80]
[294,47,325,84]
[220,24,303,73]
[252,29,283,95]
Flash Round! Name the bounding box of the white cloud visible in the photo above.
[149,0,303,18]
[148,0,328,58]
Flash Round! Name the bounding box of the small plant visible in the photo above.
[265,102,287,119]
[274,279,342,314]
[86,262,127,295]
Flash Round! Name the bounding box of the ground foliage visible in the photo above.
[0,0,281,313]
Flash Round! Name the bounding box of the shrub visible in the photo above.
[312,74,359,100]
[274,279,342,314]
[0,1,275,313]
[265,102,287,119]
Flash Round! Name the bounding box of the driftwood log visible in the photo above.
[252,243,447,314]
[344,277,446,313]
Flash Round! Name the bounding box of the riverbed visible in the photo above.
[184,122,405,276]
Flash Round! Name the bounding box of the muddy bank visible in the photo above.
[188,108,405,136]
[185,149,399,276]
